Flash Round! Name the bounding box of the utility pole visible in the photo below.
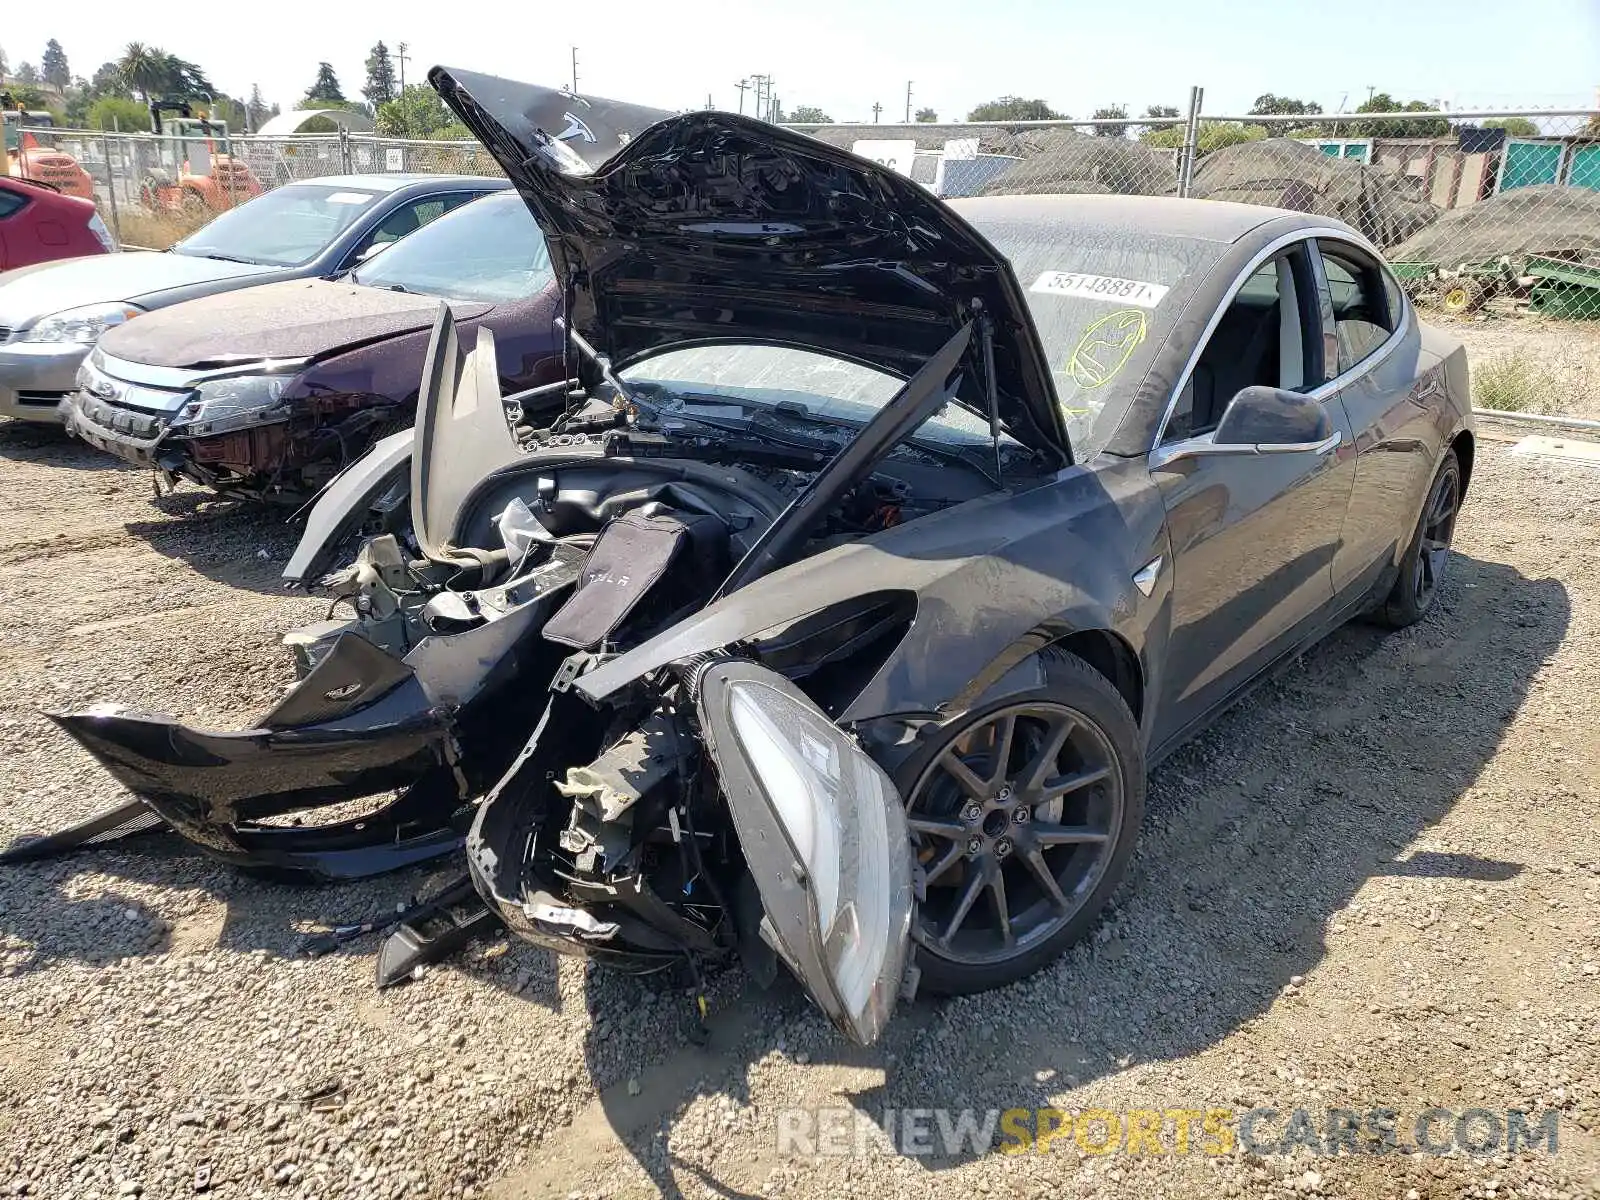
[735,78,749,114]
[872,101,882,123]
[571,47,580,94]
[905,81,913,123]
[396,42,411,94]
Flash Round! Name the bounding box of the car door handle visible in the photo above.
[1256,430,1343,456]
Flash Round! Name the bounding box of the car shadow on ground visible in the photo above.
[563,552,1570,1195]
[122,489,307,595]
[0,417,133,471]
[0,837,566,1010]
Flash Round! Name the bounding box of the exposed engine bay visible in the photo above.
[274,321,1007,1004]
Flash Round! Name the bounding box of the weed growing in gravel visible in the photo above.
[1473,351,1556,413]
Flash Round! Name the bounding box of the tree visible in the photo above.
[787,105,832,123]
[0,45,9,80]
[1091,104,1128,138]
[1484,117,1538,137]
[304,62,345,105]
[7,83,50,110]
[376,83,470,139]
[1141,104,1181,134]
[90,61,129,98]
[86,96,151,132]
[1142,120,1265,151]
[41,39,69,90]
[247,84,269,132]
[160,54,215,99]
[1248,93,1323,117]
[15,62,39,86]
[966,96,1063,122]
[915,106,937,123]
[118,43,163,101]
[364,42,397,108]
[1352,93,1448,138]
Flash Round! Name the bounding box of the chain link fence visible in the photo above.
[802,104,1600,320]
[19,100,1600,322]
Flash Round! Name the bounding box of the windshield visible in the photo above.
[621,344,1020,448]
[172,183,384,268]
[352,193,553,303]
[962,213,1226,455]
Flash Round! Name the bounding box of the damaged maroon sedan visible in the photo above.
[63,189,562,503]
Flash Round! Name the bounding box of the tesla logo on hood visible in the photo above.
[556,112,596,143]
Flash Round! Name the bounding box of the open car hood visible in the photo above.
[429,67,1069,460]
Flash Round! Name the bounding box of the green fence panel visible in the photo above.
[1501,140,1564,190]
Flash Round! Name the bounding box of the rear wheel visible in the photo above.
[1375,448,1461,628]
[900,651,1144,995]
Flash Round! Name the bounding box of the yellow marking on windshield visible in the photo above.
[1065,309,1148,390]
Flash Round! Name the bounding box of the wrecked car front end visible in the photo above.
[32,67,1083,1043]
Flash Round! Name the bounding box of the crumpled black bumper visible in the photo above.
[35,634,468,882]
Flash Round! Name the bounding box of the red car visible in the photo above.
[0,176,115,271]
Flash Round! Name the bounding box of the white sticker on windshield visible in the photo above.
[1030,271,1169,308]
[326,191,376,205]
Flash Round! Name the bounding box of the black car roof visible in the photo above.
[948,193,1296,244]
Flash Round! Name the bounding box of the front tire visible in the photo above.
[900,650,1145,996]
[1374,448,1462,629]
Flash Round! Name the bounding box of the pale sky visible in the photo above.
[2,0,1596,123]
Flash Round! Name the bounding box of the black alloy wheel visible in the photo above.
[1378,448,1462,628]
[901,652,1143,994]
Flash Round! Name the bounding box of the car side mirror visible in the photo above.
[1152,385,1341,469]
[1214,386,1335,450]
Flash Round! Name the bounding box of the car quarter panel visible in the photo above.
[577,456,1172,742]
[1329,314,1466,599]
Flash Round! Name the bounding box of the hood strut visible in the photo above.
[976,306,1006,490]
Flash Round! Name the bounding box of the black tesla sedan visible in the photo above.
[34,72,1472,1047]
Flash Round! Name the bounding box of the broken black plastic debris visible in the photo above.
[374,874,503,988]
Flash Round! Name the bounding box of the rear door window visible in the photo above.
[1317,241,1397,376]
[0,190,28,219]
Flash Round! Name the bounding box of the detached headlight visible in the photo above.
[20,303,142,344]
[173,374,292,434]
[695,659,913,1046]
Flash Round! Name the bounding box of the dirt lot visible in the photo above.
[1437,314,1600,421]
[0,419,1596,1200]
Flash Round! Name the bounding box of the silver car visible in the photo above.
[0,174,507,425]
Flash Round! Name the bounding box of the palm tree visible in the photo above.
[118,42,165,102]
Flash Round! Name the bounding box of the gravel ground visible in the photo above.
[0,414,1597,1200]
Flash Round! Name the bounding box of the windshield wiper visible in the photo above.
[685,392,1007,488]
[200,252,259,265]
[555,317,667,422]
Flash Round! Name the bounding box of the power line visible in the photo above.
[395,42,411,94]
